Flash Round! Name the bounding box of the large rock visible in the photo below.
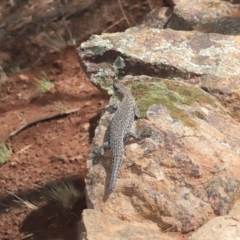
[189,195,240,239]
[77,26,240,234]
[166,0,240,35]
[77,27,240,120]
[79,209,177,240]
[83,75,240,233]
[189,216,240,240]
[78,28,240,81]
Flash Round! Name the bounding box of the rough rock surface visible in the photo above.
[189,216,240,240]
[83,76,240,232]
[78,27,240,120]
[199,75,240,121]
[79,209,177,240]
[77,6,240,238]
[143,7,172,29]
[189,195,240,239]
[166,0,240,35]
[79,28,240,80]
[81,27,240,80]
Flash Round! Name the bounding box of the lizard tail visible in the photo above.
[108,143,124,191]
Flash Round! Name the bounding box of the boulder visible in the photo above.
[77,19,240,235]
[166,0,240,35]
[79,209,177,240]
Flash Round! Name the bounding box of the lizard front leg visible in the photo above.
[98,142,110,157]
[134,105,141,119]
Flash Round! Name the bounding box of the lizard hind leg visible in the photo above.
[94,142,110,164]
[98,142,110,156]
[124,132,141,142]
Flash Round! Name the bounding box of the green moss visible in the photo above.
[165,81,216,107]
[127,80,216,127]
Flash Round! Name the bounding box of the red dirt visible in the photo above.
[0,47,108,239]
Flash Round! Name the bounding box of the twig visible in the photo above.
[9,108,80,139]
[103,17,125,33]
[117,0,130,27]
[16,145,32,154]
[21,233,34,240]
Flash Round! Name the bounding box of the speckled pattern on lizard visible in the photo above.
[98,81,140,191]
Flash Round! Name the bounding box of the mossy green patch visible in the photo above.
[165,81,216,107]
[127,80,216,127]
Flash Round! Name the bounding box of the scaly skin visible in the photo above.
[98,82,140,191]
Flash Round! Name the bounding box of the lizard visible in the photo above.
[98,81,140,192]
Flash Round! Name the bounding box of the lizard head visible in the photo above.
[113,82,130,99]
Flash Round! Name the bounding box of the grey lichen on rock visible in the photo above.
[113,56,126,69]
[92,63,117,94]
[80,35,114,56]
[80,27,240,79]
